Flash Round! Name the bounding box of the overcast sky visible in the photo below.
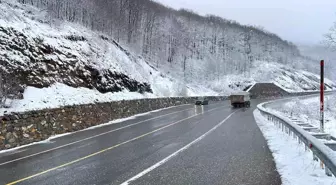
[155,0,336,45]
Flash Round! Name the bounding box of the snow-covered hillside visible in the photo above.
[0,0,334,114]
[298,44,336,80]
[207,61,335,94]
[271,95,336,137]
[0,0,205,97]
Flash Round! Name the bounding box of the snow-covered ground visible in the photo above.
[269,95,336,137]
[254,110,335,185]
[0,0,334,115]
[0,83,157,115]
[208,61,335,94]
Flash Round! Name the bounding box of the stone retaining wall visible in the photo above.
[0,96,228,150]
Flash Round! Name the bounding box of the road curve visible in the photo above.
[0,100,281,185]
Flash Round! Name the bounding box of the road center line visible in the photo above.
[120,110,237,185]
[6,105,226,185]
[0,106,199,166]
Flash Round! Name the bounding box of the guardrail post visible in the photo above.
[325,167,332,176]
[258,104,336,178]
[282,124,284,132]
[313,153,318,161]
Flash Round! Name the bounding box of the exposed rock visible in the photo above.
[5,132,13,140]
[8,138,16,143]
[0,95,245,151]
[41,120,46,126]
[13,132,18,139]
[6,124,14,132]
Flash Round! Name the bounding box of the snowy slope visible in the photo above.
[0,0,334,114]
[0,0,210,95]
[298,44,336,81]
[271,95,336,137]
[207,61,335,94]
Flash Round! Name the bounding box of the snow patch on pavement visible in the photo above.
[254,110,335,185]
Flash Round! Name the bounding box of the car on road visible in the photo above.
[230,92,251,108]
[195,97,209,105]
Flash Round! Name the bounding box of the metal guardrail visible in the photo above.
[257,101,336,177]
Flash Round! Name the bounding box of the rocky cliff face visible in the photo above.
[0,26,152,99]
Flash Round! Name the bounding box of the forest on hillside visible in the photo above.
[17,0,317,83]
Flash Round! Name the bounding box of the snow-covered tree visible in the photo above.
[17,0,315,82]
[324,21,336,50]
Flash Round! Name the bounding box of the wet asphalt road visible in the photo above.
[0,100,281,185]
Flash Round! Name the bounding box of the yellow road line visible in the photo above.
[0,106,196,166]
[6,105,226,185]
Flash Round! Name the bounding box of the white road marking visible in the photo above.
[6,105,228,185]
[120,110,237,185]
[0,106,199,166]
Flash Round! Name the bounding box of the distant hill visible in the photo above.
[297,44,336,80]
[0,0,334,114]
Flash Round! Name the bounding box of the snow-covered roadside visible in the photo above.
[0,83,157,116]
[254,110,335,185]
[270,95,336,137]
[1,0,335,117]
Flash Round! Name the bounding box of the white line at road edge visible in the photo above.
[1,103,228,166]
[0,105,197,166]
[120,110,237,185]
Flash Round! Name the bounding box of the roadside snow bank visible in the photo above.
[254,110,335,185]
[272,95,336,137]
[0,83,156,115]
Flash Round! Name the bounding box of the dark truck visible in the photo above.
[230,92,251,108]
[195,97,209,105]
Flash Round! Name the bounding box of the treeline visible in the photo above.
[18,0,312,82]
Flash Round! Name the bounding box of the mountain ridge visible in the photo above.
[0,0,334,113]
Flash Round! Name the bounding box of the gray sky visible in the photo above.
[155,0,336,45]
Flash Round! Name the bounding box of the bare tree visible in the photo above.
[0,73,13,108]
[324,21,336,50]
[17,0,307,84]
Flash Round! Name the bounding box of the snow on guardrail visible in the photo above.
[257,101,336,177]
